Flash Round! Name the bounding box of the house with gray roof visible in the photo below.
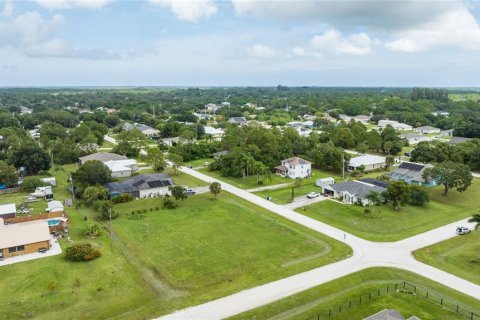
[79,152,127,165]
[228,117,248,126]
[386,162,435,187]
[413,125,440,134]
[449,137,472,145]
[105,173,175,199]
[323,180,387,206]
[364,309,421,320]
[135,123,160,138]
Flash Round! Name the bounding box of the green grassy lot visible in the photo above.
[99,139,115,149]
[229,268,480,320]
[0,164,350,319]
[414,230,480,285]
[198,168,293,189]
[297,180,480,242]
[184,157,214,168]
[112,192,351,317]
[165,168,208,187]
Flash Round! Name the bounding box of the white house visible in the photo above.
[204,126,225,140]
[315,177,335,188]
[413,126,441,134]
[378,120,413,131]
[432,110,449,117]
[401,133,433,145]
[104,159,139,178]
[275,157,312,179]
[323,180,387,206]
[352,115,371,124]
[348,155,386,172]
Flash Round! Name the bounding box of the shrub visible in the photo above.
[162,195,177,209]
[93,200,118,220]
[111,193,134,204]
[65,243,101,262]
[407,185,430,206]
[80,223,102,238]
[82,186,109,207]
[21,177,44,192]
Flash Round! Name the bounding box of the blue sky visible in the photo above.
[1,0,480,87]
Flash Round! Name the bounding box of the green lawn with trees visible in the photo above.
[229,268,480,320]
[111,192,351,317]
[199,167,292,189]
[297,181,480,241]
[414,230,480,285]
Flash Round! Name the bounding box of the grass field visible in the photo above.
[184,157,214,168]
[198,168,293,189]
[111,192,352,317]
[296,180,480,242]
[414,230,480,285]
[0,164,350,319]
[229,268,480,320]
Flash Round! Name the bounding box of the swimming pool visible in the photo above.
[47,219,61,227]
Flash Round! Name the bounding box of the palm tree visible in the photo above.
[468,214,480,230]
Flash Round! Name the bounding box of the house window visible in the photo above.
[17,245,25,251]
[8,247,16,253]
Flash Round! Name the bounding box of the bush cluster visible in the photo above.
[65,243,101,262]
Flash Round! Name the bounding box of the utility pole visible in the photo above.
[69,174,75,205]
[109,208,113,252]
[342,153,345,181]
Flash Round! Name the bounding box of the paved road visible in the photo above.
[156,166,480,320]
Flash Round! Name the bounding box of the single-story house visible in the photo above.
[353,115,371,124]
[213,150,229,160]
[287,121,303,128]
[104,159,139,178]
[205,103,223,113]
[161,137,180,146]
[135,124,160,138]
[106,173,175,199]
[316,177,335,188]
[440,129,454,137]
[401,133,432,145]
[228,117,248,126]
[348,155,386,172]
[386,162,435,186]
[339,114,352,122]
[79,152,127,165]
[323,180,387,206]
[449,137,472,145]
[413,126,441,134]
[275,157,312,179]
[0,220,51,259]
[122,122,135,131]
[378,120,413,131]
[431,110,449,117]
[204,126,225,140]
[0,204,16,219]
[302,120,314,128]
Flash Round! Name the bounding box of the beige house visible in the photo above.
[0,220,51,259]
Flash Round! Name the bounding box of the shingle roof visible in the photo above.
[415,125,439,131]
[282,157,311,165]
[386,162,432,183]
[121,173,174,190]
[364,309,405,320]
[79,152,127,164]
[327,180,386,198]
[449,137,472,145]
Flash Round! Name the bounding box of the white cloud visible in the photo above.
[35,0,111,10]
[1,0,13,17]
[246,44,279,59]
[295,29,375,57]
[386,9,480,52]
[232,0,463,32]
[149,0,217,22]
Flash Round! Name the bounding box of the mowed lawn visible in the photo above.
[0,208,155,320]
[414,230,480,285]
[198,168,292,189]
[230,268,480,320]
[112,192,352,317]
[297,180,480,242]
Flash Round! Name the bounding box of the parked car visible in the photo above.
[307,192,320,199]
[38,248,48,253]
[183,187,196,195]
[456,227,471,235]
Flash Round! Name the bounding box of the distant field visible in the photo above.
[229,268,480,320]
[449,93,480,101]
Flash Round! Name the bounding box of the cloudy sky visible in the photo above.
[1,0,480,87]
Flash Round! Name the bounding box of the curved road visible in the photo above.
[157,166,479,320]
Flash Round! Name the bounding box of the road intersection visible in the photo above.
[157,166,479,320]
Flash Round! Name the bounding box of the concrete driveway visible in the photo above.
[283,194,329,210]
